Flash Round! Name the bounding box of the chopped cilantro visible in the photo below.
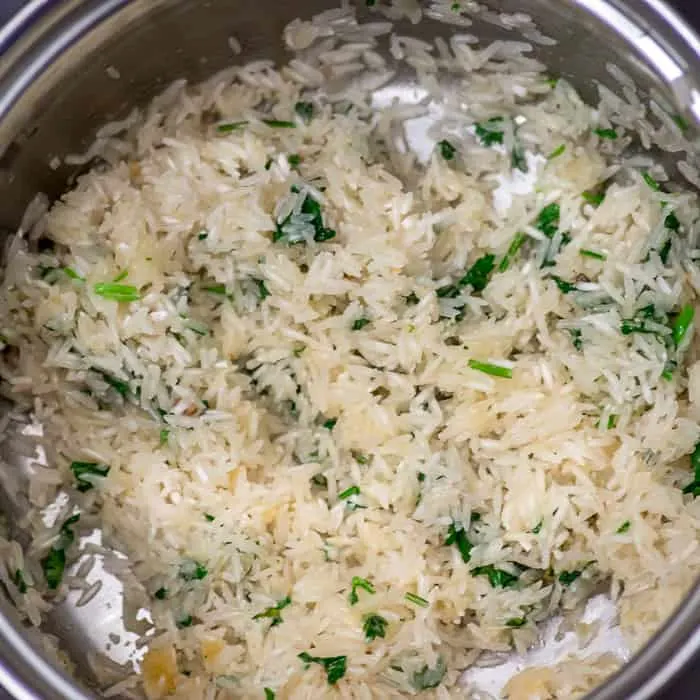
[547,144,566,160]
[672,304,694,347]
[198,230,209,240]
[474,117,504,146]
[262,119,296,128]
[682,442,700,497]
[94,283,140,303]
[160,428,170,445]
[295,101,314,123]
[363,613,388,641]
[568,328,583,351]
[616,520,631,534]
[349,576,375,605]
[458,254,496,292]
[42,548,66,590]
[338,485,360,500]
[311,473,328,489]
[70,461,110,492]
[499,233,526,272]
[352,318,371,331]
[532,520,543,534]
[265,689,276,700]
[255,279,270,300]
[275,189,336,244]
[468,359,512,379]
[154,587,168,600]
[665,211,681,232]
[506,617,526,628]
[594,127,618,139]
[203,284,227,296]
[322,417,337,430]
[112,269,128,283]
[582,190,605,207]
[579,249,606,261]
[204,513,215,522]
[642,171,660,191]
[404,592,429,608]
[673,114,690,132]
[471,565,519,588]
[13,570,27,594]
[298,652,347,685]
[179,560,208,581]
[558,570,582,585]
[551,276,577,294]
[438,140,456,160]
[253,596,292,627]
[445,521,473,563]
[216,121,249,133]
[535,203,560,237]
[405,291,420,305]
[288,154,301,168]
[177,615,193,628]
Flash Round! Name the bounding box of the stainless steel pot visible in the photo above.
[1,1,700,698]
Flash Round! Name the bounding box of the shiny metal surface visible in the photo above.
[0,1,699,699]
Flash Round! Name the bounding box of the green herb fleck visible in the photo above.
[42,548,66,590]
[551,276,577,294]
[446,522,473,563]
[288,154,301,168]
[535,203,560,237]
[160,428,170,445]
[179,560,208,581]
[154,587,168,600]
[511,140,528,173]
[547,144,566,160]
[568,328,583,351]
[255,279,270,300]
[203,284,227,296]
[198,230,209,240]
[94,283,140,302]
[349,576,375,605]
[665,211,681,232]
[64,267,85,282]
[682,442,700,497]
[13,570,27,594]
[363,613,388,641]
[438,140,456,160]
[70,461,110,492]
[405,592,429,608]
[532,520,543,534]
[594,127,618,140]
[672,304,694,347]
[582,190,605,207]
[673,114,690,132]
[459,254,496,292]
[177,615,193,628]
[642,171,660,191]
[506,617,526,628]
[112,270,128,283]
[579,249,606,261]
[471,565,519,588]
[545,76,559,88]
[468,359,512,379]
[474,117,504,146]
[275,189,336,244]
[499,233,526,272]
[253,596,292,627]
[295,101,314,123]
[298,652,347,685]
[262,119,296,128]
[322,417,337,430]
[352,318,371,331]
[339,485,360,500]
[311,473,328,489]
[217,121,249,133]
[204,513,215,522]
[264,689,276,700]
[616,520,631,534]
[558,570,582,585]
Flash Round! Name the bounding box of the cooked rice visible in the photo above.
[0,3,699,700]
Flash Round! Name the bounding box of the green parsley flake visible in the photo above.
[438,140,456,160]
[642,171,661,191]
[13,569,28,594]
[42,548,66,590]
[204,513,215,522]
[411,658,447,690]
[579,249,607,261]
[405,592,429,608]
[672,304,694,347]
[616,520,631,534]
[338,485,360,500]
[154,587,168,600]
[582,190,605,207]
[216,121,249,133]
[262,119,296,128]
[551,276,577,294]
[177,615,193,628]
[253,596,292,627]
[474,117,504,146]
[113,270,128,282]
[64,267,85,282]
[363,613,388,641]
[70,461,110,492]
[471,565,519,588]
[352,318,371,331]
[159,428,170,445]
[179,560,208,581]
[682,442,700,496]
[295,101,314,123]
[498,233,526,272]
[445,521,473,563]
[594,127,618,139]
[468,359,512,379]
[535,203,560,237]
[349,576,375,605]
[298,652,347,685]
[255,279,270,300]
[547,144,566,160]
[558,569,582,585]
[264,689,276,700]
[275,189,336,244]
[322,417,337,430]
[94,283,140,302]
[506,617,526,628]
[203,284,227,295]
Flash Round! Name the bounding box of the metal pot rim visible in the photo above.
[0,1,699,699]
